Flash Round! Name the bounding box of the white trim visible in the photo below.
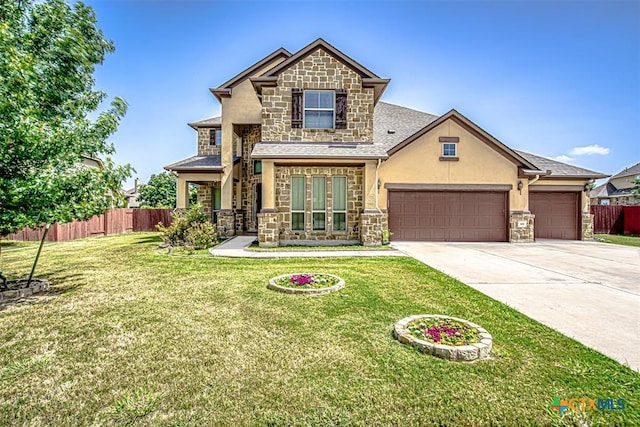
[303,90,335,129]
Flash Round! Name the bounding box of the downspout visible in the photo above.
[528,174,540,186]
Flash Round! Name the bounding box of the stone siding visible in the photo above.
[197,184,214,218]
[274,166,363,242]
[197,128,221,156]
[582,213,594,240]
[509,211,535,243]
[217,211,235,238]
[240,125,262,230]
[257,211,279,247]
[360,211,388,246]
[262,48,374,143]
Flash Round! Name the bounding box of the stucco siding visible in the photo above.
[378,119,524,210]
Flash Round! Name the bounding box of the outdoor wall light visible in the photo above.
[517,180,523,192]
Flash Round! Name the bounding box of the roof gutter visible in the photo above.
[520,168,548,176]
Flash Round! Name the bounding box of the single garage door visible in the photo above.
[529,192,580,240]
[388,191,508,242]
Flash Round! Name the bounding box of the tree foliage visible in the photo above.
[634,176,640,199]
[0,0,133,236]
[137,172,197,208]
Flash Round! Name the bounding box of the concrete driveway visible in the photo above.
[392,240,640,372]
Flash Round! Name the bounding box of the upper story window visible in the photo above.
[291,88,347,129]
[209,128,222,146]
[438,136,459,161]
[442,143,457,157]
[304,91,335,129]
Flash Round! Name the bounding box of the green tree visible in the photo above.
[137,172,197,208]
[634,176,640,199]
[0,0,132,284]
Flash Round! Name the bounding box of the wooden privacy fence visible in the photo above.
[5,209,173,242]
[591,205,640,235]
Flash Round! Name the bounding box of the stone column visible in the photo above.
[359,210,388,246]
[582,213,594,240]
[258,210,279,247]
[509,211,535,243]
[217,210,236,238]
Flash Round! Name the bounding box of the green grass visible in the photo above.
[0,232,637,426]
[594,234,640,247]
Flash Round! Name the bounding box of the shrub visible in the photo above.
[185,221,217,250]
[156,204,217,249]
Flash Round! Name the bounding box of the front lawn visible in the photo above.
[1,233,637,426]
[594,233,640,247]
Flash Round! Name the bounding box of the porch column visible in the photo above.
[221,122,234,210]
[261,160,276,210]
[257,160,278,247]
[176,175,189,209]
[364,160,378,210]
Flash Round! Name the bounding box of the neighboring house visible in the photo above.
[123,178,141,208]
[165,38,607,246]
[590,163,640,206]
[80,155,103,169]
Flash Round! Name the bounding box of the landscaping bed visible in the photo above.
[268,273,344,295]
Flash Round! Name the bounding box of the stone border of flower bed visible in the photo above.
[393,315,492,362]
[0,279,50,304]
[267,273,345,295]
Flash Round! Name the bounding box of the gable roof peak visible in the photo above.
[210,47,292,101]
[264,38,381,79]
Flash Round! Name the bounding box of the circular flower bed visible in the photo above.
[0,279,50,304]
[394,315,492,362]
[268,273,344,295]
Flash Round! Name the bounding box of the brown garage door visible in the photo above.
[529,192,579,240]
[388,191,508,242]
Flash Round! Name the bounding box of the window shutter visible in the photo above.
[291,88,303,129]
[209,129,216,145]
[335,89,347,129]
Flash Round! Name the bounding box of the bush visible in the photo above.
[156,204,217,249]
[185,222,217,250]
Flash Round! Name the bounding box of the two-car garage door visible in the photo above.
[388,191,508,242]
[388,189,580,242]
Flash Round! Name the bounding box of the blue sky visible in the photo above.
[84,0,640,188]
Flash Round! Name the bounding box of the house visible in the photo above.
[590,163,640,206]
[123,178,141,208]
[165,38,607,246]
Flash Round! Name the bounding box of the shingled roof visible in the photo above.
[514,150,608,179]
[610,162,640,180]
[373,102,439,150]
[251,142,388,160]
[164,155,240,172]
[188,116,221,129]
